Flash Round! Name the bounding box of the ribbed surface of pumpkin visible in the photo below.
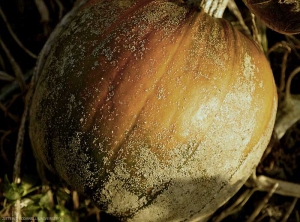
[29,0,277,221]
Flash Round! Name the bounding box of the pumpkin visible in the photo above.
[244,0,300,34]
[29,0,277,221]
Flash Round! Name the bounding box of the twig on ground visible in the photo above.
[275,67,300,139]
[87,205,101,222]
[0,101,20,122]
[212,188,256,222]
[11,94,30,222]
[34,0,50,24]
[0,130,12,168]
[267,41,291,92]
[0,6,37,59]
[0,70,33,105]
[73,190,79,209]
[53,0,65,19]
[285,66,300,102]
[0,37,25,92]
[245,183,278,222]
[0,71,15,82]
[34,0,51,35]
[282,198,298,222]
[286,35,300,59]
[227,0,251,36]
[246,174,300,198]
[213,172,300,221]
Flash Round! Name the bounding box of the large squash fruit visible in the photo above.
[29,0,277,221]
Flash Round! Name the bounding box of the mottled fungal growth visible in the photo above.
[29,0,277,221]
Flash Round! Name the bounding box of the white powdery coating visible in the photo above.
[96,52,268,222]
[29,0,277,222]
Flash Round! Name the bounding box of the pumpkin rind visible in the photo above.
[244,0,300,34]
[29,0,277,221]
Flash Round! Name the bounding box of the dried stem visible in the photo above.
[0,130,12,168]
[286,35,300,59]
[0,70,33,105]
[252,14,268,52]
[212,168,300,221]
[285,66,300,102]
[0,37,25,92]
[0,71,15,82]
[279,48,291,92]
[245,183,278,222]
[12,104,28,184]
[246,175,300,198]
[72,190,80,209]
[34,0,50,23]
[200,0,229,17]
[12,200,21,222]
[0,100,20,122]
[11,94,31,222]
[187,0,229,18]
[212,188,256,222]
[87,205,101,222]
[0,6,37,59]
[282,198,298,222]
[212,171,300,221]
[53,0,65,19]
[275,67,300,139]
[227,0,251,36]
[267,41,291,93]
[250,14,260,47]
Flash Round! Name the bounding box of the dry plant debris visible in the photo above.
[0,0,300,222]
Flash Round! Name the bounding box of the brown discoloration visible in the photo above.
[29,0,277,221]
